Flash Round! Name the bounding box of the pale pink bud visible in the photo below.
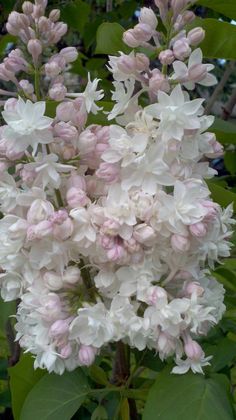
[49,83,67,101]
[154,0,168,22]
[63,266,81,285]
[78,345,97,366]
[67,174,86,191]
[78,130,97,154]
[139,7,158,30]
[159,49,175,65]
[66,187,89,208]
[123,30,140,48]
[182,11,196,25]
[107,243,126,262]
[56,102,75,122]
[20,167,36,183]
[22,1,34,15]
[45,61,61,77]
[38,16,51,33]
[173,38,191,60]
[135,53,150,71]
[0,161,8,173]
[189,222,207,238]
[184,338,203,360]
[188,63,207,83]
[184,281,204,297]
[157,332,174,357]
[32,4,44,19]
[171,234,190,252]
[133,23,154,42]
[60,343,72,358]
[19,79,34,95]
[100,234,115,250]
[49,9,60,22]
[43,271,63,290]
[171,0,186,16]
[117,55,137,74]
[50,209,68,224]
[209,140,223,157]
[96,162,119,183]
[60,47,78,63]
[201,200,218,219]
[147,286,167,305]
[50,319,69,337]
[123,237,140,254]
[102,219,120,236]
[54,122,78,142]
[53,218,74,240]
[51,22,68,43]
[43,293,61,316]
[133,224,156,246]
[27,39,42,64]
[187,27,205,46]
[27,220,53,240]
[149,69,170,94]
[27,199,54,224]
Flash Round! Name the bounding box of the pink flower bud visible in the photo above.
[43,271,63,290]
[43,293,61,317]
[56,102,75,122]
[171,0,186,16]
[22,1,34,15]
[54,122,78,142]
[184,338,203,360]
[171,234,190,252]
[184,281,204,297]
[201,200,218,220]
[49,9,60,22]
[157,332,174,357]
[49,83,67,101]
[187,27,205,46]
[206,140,223,158]
[53,217,74,240]
[19,79,34,95]
[78,345,97,366]
[133,224,156,246]
[188,63,207,83]
[149,69,170,94]
[107,243,126,262]
[96,162,119,183]
[139,7,158,30]
[60,343,72,358]
[59,47,78,63]
[159,49,175,65]
[78,130,97,154]
[133,23,154,42]
[27,39,42,64]
[124,237,140,254]
[20,167,36,183]
[173,38,191,60]
[117,55,137,74]
[50,319,69,337]
[182,11,196,25]
[189,222,207,238]
[63,266,81,284]
[45,61,61,78]
[27,220,53,240]
[147,286,167,305]
[102,219,120,236]
[67,174,86,191]
[51,22,68,43]
[123,30,140,48]
[100,234,115,250]
[135,53,150,71]
[66,187,89,208]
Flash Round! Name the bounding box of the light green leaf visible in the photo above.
[207,182,236,211]
[9,354,45,420]
[95,23,131,55]
[61,0,91,34]
[120,398,130,420]
[197,0,236,21]
[210,118,236,145]
[20,369,90,420]
[143,368,234,420]
[89,365,108,386]
[191,19,236,59]
[224,152,236,175]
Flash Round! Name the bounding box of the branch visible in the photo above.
[106,0,113,12]
[222,86,236,121]
[205,61,235,115]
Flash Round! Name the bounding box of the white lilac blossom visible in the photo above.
[0,0,234,377]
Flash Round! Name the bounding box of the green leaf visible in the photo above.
[197,0,236,21]
[210,118,236,145]
[225,152,236,175]
[143,368,235,420]
[89,365,108,386]
[20,369,90,420]
[207,182,236,212]
[9,354,45,420]
[0,298,16,334]
[120,398,129,420]
[0,34,16,56]
[192,19,236,59]
[205,338,236,372]
[134,349,165,372]
[91,405,108,420]
[46,101,58,118]
[95,23,131,55]
[61,0,91,34]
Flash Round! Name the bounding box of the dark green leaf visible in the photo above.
[0,34,16,56]
[95,23,131,55]
[46,101,58,118]
[0,390,11,408]
[191,19,236,59]
[197,0,236,21]
[210,118,236,145]
[89,365,108,386]
[0,298,16,334]
[207,182,236,212]
[205,338,236,372]
[20,369,89,420]
[143,368,234,420]
[61,0,91,34]
[9,354,45,420]
[225,152,236,175]
[134,349,165,372]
